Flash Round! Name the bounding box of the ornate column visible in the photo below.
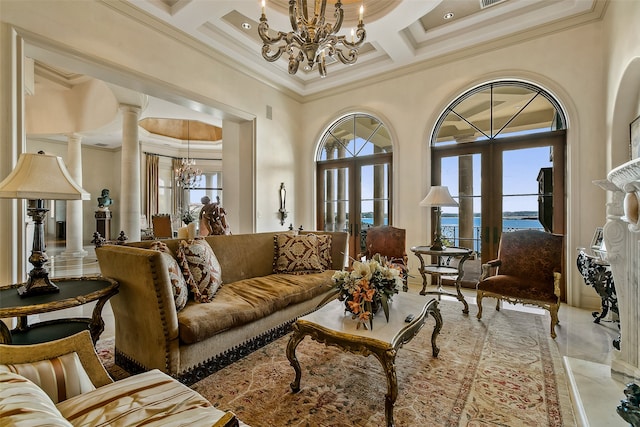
[120,104,141,242]
[459,155,474,249]
[337,143,347,232]
[598,158,640,383]
[373,145,384,226]
[324,142,336,231]
[63,133,86,256]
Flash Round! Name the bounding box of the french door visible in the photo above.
[316,154,392,260]
[432,131,565,266]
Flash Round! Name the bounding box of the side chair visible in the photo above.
[151,213,173,239]
[476,229,564,338]
[359,225,409,291]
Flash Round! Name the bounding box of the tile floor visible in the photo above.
[17,246,629,426]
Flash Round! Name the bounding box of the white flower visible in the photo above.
[351,260,373,280]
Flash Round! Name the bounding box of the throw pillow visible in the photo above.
[0,371,72,426]
[0,352,94,404]
[176,238,223,303]
[273,233,323,275]
[317,234,333,270]
[150,241,189,311]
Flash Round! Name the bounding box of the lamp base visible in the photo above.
[17,269,59,298]
[429,235,445,252]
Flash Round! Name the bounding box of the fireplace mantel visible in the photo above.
[599,158,640,383]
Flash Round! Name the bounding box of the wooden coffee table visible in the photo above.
[286,292,442,427]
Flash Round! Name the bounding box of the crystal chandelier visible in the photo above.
[175,120,202,189]
[258,0,366,78]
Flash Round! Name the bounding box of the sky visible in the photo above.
[440,145,553,214]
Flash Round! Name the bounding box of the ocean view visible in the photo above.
[362,214,543,252]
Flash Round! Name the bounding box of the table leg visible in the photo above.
[416,254,428,295]
[372,349,398,427]
[428,302,442,357]
[286,326,306,393]
[455,253,471,314]
[0,320,11,344]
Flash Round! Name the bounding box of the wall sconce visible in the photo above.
[279,182,288,226]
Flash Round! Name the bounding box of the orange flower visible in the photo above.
[347,299,362,314]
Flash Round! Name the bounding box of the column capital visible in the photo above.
[119,104,142,115]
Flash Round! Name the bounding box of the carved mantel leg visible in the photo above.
[599,158,640,383]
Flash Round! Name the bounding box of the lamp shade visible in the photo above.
[419,186,458,207]
[0,152,89,200]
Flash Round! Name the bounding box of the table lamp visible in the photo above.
[419,185,458,251]
[0,151,90,297]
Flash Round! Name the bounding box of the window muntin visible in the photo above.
[432,81,566,147]
[318,114,392,161]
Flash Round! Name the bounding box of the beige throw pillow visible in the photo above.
[273,233,324,275]
[177,238,223,303]
[150,241,189,311]
[317,234,333,270]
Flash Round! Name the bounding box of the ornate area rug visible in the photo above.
[97,300,576,426]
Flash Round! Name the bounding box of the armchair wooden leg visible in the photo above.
[476,292,483,319]
[495,299,501,311]
[549,305,559,339]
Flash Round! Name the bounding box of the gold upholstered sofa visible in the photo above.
[0,331,239,426]
[96,231,347,384]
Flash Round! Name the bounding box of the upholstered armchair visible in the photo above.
[360,225,409,291]
[476,229,564,338]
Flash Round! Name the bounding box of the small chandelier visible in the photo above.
[175,120,202,189]
[258,0,366,78]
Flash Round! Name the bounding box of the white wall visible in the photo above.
[604,0,640,170]
[299,22,608,308]
[1,0,637,311]
[0,0,302,254]
[26,139,120,242]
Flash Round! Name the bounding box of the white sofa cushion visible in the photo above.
[57,369,233,426]
[0,371,73,426]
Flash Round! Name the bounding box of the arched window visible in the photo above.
[430,81,567,292]
[316,113,393,259]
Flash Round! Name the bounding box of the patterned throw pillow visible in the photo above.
[317,234,333,270]
[150,241,189,311]
[0,352,95,404]
[176,238,223,303]
[273,233,324,275]
[0,371,72,426]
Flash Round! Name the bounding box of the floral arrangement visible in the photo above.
[332,253,402,330]
[179,204,201,225]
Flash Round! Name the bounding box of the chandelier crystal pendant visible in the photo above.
[258,0,366,78]
[175,120,202,189]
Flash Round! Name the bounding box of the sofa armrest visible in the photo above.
[0,330,112,388]
[96,245,180,374]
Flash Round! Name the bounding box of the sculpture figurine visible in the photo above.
[617,383,640,427]
[97,188,113,208]
[199,195,231,236]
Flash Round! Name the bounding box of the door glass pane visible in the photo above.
[322,167,349,232]
[502,146,552,232]
[440,154,481,254]
[360,163,389,251]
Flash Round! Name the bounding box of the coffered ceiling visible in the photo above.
[27,0,607,149]
[125,0,606,97]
